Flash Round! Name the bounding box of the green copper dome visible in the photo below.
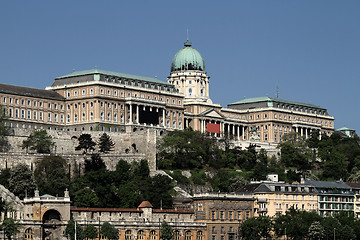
[171,40,206,72]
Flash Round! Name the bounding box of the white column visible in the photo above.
[136,105,139,124]
[232,124,235,136]
[242,126,245,140]
[162,109,165,127]
[305,128,308,138]
[129,104,133,124]
[237,125,240,140]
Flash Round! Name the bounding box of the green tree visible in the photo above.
[65,219,84,240]
[84,154,106,173]
[21,129,54,153]
[273,208,322,240]
[34,155,70,196]
[98,133,115,153]
[8,164,36,199]
[157,129,220,169]
[308,221,325,240]
[278,132,314,173]
[84,224,98,240]
[160,221,173,240]
[75,134,96,154]
[0,105,9,152]
[240,216,272,240]
[0,168,10,189]
[72,188,100,207]
[101,222,119,240]
[2,217,20,240]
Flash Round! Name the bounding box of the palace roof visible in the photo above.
[0,83,65,100]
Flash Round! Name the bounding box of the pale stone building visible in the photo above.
[0,39,334,154]
[237,175,318,217]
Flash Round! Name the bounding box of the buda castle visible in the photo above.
[0,39,334,150]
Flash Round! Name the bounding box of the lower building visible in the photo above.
[13,190,256,240]
[236,175,317,217]
[305,180,355,217]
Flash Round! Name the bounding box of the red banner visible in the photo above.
[206,123,220,133]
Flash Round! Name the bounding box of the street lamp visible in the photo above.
[333,228,336,240]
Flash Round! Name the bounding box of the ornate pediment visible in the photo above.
[200,108,224,119]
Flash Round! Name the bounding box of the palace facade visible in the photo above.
[0,39,334,150]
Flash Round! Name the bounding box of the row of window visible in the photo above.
[2,97,61,110]
[275,103,327,115]
[24,228,203,240]
[66,89,182,106]
[8,108,63,123]
[211,210,250,220]
[275,203,316,210]
[250,112,332,127]
[319,196,354,202]
[103,76,177,93]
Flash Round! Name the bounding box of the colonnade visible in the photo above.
[127,103,166,127]
[293,126,321,139]
[198,119,247,140]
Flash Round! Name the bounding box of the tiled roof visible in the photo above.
[236,183,262,193]
[0,84,65,100]
[305,180,351,189]
[346,182,360,188]
[138,201,153,208]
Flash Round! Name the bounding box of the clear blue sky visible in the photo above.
[1,1,359,133]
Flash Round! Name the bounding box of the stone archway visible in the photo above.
[42,209,62,240]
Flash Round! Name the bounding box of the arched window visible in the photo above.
[74,114,78,122]
[100,112,104,121]
[185,231,191,240]
[107,113,111,121]
[137,230,145,240]
[24,228,33,239]
[125,230,132,240]
[174,230,180,240]
[189,88,192,96]
[197,231,203,240]
[114,113,118,122]
[150,230,156,240]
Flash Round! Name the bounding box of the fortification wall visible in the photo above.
[2,127,161,171]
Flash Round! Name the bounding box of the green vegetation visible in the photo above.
[75,134,96,154]
[8,164,36,199]
[240,208,360,240]
[98,133,115,153]
[0,105,9,152]
[240,215,272,240]
[70,159,173,208]
[34,155,70,196]
[21,130,54,153]
[2,217,21,240]
[160,221,173,240]
[65,219,84,240]
[101,222,119,240]
[158,129,360,188]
